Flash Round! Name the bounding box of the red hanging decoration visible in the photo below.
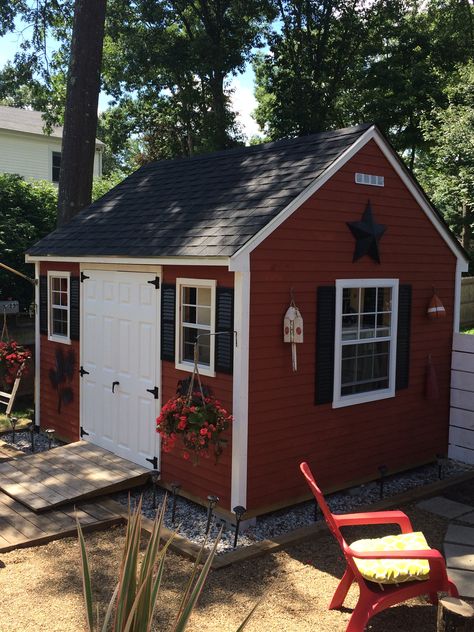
[427,290,446,320]
[424,355,439,400]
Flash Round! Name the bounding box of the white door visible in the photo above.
[81,270,160,468]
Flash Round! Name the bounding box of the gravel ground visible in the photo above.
[0,503,451,632]
[1,429,61,454]
[114,459,473,554]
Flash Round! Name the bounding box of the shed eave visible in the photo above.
[25,253,231,267]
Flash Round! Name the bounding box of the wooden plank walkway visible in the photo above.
[0,441,150,512]
[0,440,24,462]
[0,492,127,553]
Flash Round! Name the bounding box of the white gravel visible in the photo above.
[115,459,474,555]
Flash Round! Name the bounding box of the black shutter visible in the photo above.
[215,287,234,374]
[161,284,176,362]
[315,286,336,405]
[39,275,48,335]
[70,276,80,340]
[396,284,412,390]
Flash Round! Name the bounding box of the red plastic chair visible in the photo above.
[300,462,458,632]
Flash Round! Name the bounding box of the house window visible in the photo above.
[52,151,61,183]
[48,272,70,343]
[333,279,398,408]
[175,278,216,376]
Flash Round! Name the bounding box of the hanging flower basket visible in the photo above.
[156,391,232,464]
[0,340,32,389]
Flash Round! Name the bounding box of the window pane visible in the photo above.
[360,313,375,338]
[197,306,211,326]
[341,341,389,395]
[183,305,196,324]
[183,287,197,305]
[342,288,359,314]
[198,287,211,306]
[52,308,68,336]
[60,290,68,307]
[361,287,376,313]
[60,278,68,292]
[342,315,358,340]
[182,327,210,366]
[377,287,392,312]
[52,290,61,306]
[52,277,61,292]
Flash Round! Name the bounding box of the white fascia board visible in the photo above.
[231,255,250,508]
[230,125,468,269]
[34,262,40,428]
[25,254,230,267]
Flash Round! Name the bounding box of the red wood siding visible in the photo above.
[39,262,80,441]
[160,266,234,509]
[247,140,458,511]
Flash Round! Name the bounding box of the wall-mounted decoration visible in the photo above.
[347,200,386,263]
[427,290,446,320]
[284,293,304,372]
[424,355,439,400]
[49,347,75,413]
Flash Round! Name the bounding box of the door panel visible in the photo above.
[81,270,160,467]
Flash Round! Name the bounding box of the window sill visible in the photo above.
[332,388,395,409]
[175,361,216,378]
[48,335,71,345]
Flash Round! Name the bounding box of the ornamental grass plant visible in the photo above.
[77,497,257,632]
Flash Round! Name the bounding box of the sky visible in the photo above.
[0,25,261,140]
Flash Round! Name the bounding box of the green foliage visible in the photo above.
[92,172,127,202]
[0,174,57,308]
[77,499,258,631]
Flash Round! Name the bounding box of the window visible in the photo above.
[175,278,216,376]
[355,172,384,187]
[48,272,70,343]
[333,279,398,407]
[52,151,61,183]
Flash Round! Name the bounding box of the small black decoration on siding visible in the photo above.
[347,200,386,263]
[49,347,75,413]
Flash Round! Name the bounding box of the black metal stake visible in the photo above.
[9,417,18,444]
[205,495,219,535]
[436,453,446,480]
[378,465,388,500]
[233,505,246,549]
[151,470,160,510]
[171,482,181,524]
[45,428,55,450]
[28,422,35,453]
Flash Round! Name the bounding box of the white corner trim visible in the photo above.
[454,258,468,333]
[25,254,230,267]
[230,126,377,266]
[34,262,40,428]
[231,262,250,508]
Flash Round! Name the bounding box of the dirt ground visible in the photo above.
[0,501,455,632]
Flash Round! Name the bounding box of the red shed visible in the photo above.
[26,124,468,518]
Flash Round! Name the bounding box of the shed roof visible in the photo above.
[28,124,374,258]
[0,105,105,147]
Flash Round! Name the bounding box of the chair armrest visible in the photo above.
[334,510,413,533]
[347,546,444,561]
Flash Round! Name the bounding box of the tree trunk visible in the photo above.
[208,72,229,150]
[57,0,107,227]
[461,202,472,253]
[437,597,474,631]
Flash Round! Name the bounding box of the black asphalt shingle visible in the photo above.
[28,124,372,258]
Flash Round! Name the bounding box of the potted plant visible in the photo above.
[156,390,232,464]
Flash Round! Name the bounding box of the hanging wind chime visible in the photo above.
[284,291,304,372]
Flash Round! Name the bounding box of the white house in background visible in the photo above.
[0,105,104,183]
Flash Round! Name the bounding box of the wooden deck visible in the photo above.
[0,440,24,462]
[0,492,126,553]
[0,441,150,512]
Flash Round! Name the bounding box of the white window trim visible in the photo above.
[47,270,71,344]
[333,278,399,408]
[175,278,216,377]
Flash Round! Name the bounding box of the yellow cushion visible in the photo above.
[351,531,431,585]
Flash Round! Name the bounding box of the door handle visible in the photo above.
[112,381,120,393]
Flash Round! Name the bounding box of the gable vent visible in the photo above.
[355,173,384,187]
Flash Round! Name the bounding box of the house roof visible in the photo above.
[28,124,374,258]
[0,105,105,147]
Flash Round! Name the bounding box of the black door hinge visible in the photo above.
[80,426,89,437]
[80,272,90,283]
[146,456,158,469]
[79,366,90,377]
[146,386,159,399]
[147,277,160,289]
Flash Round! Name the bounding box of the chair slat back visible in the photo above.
[0,375,22,416]
[300,462,348,550]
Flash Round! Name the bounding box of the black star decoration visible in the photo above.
[347,200,386,263]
